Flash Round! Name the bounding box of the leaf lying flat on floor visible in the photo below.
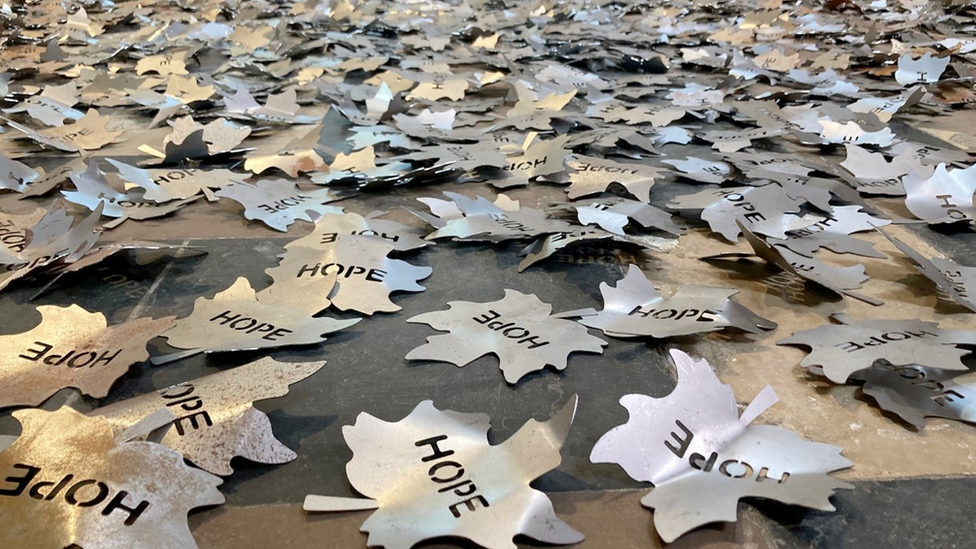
[0,304,175,408]
[0,407,224,549]
[162,277,359,354]
[778,315,976,383]
[406,290,606,384]
[853,360,976,429]
[304,397,584,549]
[94,357,325,475]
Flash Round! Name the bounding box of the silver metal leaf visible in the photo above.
[564,155,664,202]
[261,234,431,315]
[0,304,175,408]
[214,179,347,232]
[94,357,325,475]
[406,290,607,384]
[772,206,890,258]
[0,407,224,549]
[883,231,976,312]
[576,265,776,338]
[853,360,976,429]
[162,277,359,354]
[304,397,584,549]
[903,163,976,223]
[778,315,976,383]
[591,349,852,542]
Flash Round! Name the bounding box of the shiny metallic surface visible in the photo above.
[262,233,431,315]
[94,357,325,475]
[778,315,976,384]
[854,360,976,429]
[0,407,224,549]
[407,290,606,384]
[162,277,359,353]
[577,265,776,339]
[305,397,583,549]
[0,304,175,408]
[591,350,852,543]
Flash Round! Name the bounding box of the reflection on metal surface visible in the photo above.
[592,350,852,542]
[855,360,976,429]
[779,314,976,384]
[94,357,325,475]
[576,265,776,339]
[162,277,359,354]
[407,290,606,384]
[0,304,175,408]
[0,407,224,549]
[305,397,583,549]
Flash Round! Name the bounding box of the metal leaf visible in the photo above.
[516,229,646,272]
[62,160,198,224]
[94,357,325,475]
[894,52,950,86]
[772,206,890,258]
[710,221,882,306]
[778,315,976,383]
[261,234,431,315]
[853,360,976,429]
[882,232,976,313]
[700,185,818,243]
[0,407,224,549]
[553,198,683,236]
[0,152,40,193]
[426,197,573,243]
[0,304,175,408]
[6,109,123,152]
[564,155,663,202]
[162,277,359,354]
[109,160,242,203]
[406,290,607,384]
[576,265,776,339]
[304,397,584,549]
[0,201,103,293]
[662,156,732,184]
[903,163,976,223]
[591,349,852,542]
[214,179,347,232]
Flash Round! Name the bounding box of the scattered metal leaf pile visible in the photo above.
[2,0,976,545]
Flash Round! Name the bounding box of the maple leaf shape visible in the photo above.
[427,207,573,242]
[95,357,324,475]
[903,163,976,223]
[0,304,175,408]
[214,179,347,232]
[261,234,431,315]
[7,109,123,152]
[772,206,890,258]
[108,159,242,203]
[577,265,776,338]
[162,277,360,354]
[570,198,683,236]
[0,407,224,549]
[591,350,852,542]
[62,160,197,224]
[853,360,976,429]
[700,185,815,243]
[778,316,976,383]
[305,398,583,549]
[406,290,606,383]
[302,211,428,252]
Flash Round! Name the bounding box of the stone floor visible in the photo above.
[3,116,976,547]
